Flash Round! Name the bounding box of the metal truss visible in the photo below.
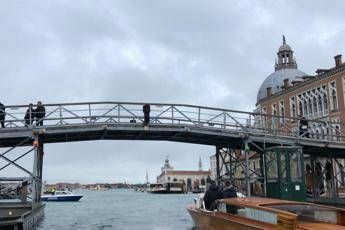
[0,135,42,205]
[307,154,345,201]
[215,141,265,197]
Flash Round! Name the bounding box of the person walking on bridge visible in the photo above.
[34,101,46,126]
[143,104,150,128]
[24,103,34,127]
[0,102,5,128]
[299,116,309,138]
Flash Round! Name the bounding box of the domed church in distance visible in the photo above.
[256,36,307,104]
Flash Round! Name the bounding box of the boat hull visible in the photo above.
[187,206,273,230]
[41,195,83,202]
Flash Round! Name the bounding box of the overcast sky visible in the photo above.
[1,0,344,183]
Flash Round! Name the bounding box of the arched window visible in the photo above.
[323,93,328,114]
[303,100,308,116]
[318,94,323,115]
[298,101,303,116]
[308,98,312,117]
[313,97,318,116]
[332,90,338,110]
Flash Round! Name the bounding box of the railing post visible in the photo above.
[245,139,251,197]
[223,111,226,129]
[59,105,62,125]
[171,106,174,124]
[198,107,201,126]
[117,104,120,123]
[88,104,91,123]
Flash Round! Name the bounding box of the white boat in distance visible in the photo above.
[41,190,83,202]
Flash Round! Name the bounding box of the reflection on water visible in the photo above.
[36,189,196,230]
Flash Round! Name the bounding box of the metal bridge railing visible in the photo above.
[0,101,344,144]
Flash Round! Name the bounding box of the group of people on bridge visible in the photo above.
[0,101,46,128]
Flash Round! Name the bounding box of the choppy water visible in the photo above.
[36,189,196,230]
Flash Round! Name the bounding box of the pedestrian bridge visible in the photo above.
[1,101,345,229]
[0,101,344,151]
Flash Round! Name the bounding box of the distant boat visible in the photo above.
[147,182,184,194]
[41,190,83,202]
[89,184,110,191]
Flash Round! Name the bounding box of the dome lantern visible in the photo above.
[275,35,297,70]
[256,36,306,103]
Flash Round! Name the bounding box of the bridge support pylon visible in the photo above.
[32,134,44,208]
[215,140,265,197]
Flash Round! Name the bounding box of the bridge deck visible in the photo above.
[0,123,344,156]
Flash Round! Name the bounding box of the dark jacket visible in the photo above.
[35,105,46,118]
[222,186,238,214]
[143,104,150,114]
[24,108,34,120]
[204,184,222,210]
[222,186,237,199]
[0,103,5,117]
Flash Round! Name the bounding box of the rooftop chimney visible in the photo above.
[335,55,342,68]
[283,78,289,90]
[266,87,272,97]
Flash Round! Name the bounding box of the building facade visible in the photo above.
[156,158,210,191]
[255,37,345,198]
[255,36,345,141]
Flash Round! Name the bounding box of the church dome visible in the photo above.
[256,36,306,103]
[257,68,306,102]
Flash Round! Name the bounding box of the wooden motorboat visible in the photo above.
[187,196,345,229]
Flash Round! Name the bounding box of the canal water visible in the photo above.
[36,189,197,230]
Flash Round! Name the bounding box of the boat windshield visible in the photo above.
[262,203,341,224]
[54,191,71,195]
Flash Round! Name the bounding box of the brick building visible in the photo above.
[255,37,345,197]
[256,36,345,141]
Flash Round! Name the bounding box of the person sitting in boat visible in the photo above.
[204,181,222,211]
[222,181,237,214]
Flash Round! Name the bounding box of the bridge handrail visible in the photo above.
[0,101,344,143]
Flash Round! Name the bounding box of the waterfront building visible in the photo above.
[209,37,345,197]
[255,36,345,197]
[156,157,210,192]
[255,36,345,141]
